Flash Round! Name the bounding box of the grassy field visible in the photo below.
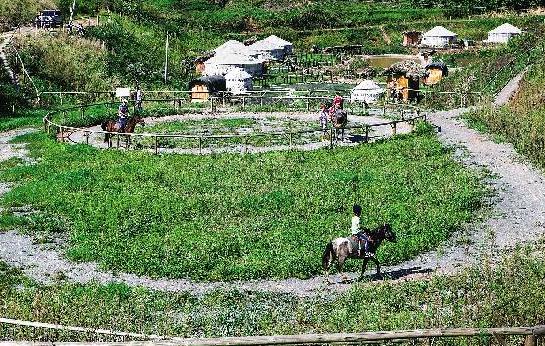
[0,124,485,281]
[1,244,545,341]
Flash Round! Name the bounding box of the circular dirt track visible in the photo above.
[62,110,414,155]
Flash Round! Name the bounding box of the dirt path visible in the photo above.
[494,68,528,106]
[1,73,544,296]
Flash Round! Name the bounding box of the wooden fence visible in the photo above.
[1,321,544,345]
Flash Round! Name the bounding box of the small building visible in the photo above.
[403,31,422,47]
[384,60,428,102]
[421,26,457,48]
[225,68,253,95]
[487,23,521,44]
[423,61,448,85]
[204,53,264,77]
[350,80,385,104]
[189,75,226,102]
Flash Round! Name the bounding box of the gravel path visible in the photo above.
[494,68,528,106]
[1,73,544,296]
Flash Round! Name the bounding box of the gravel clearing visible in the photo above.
[0,72,544,296]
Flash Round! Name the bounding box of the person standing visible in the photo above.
[318,103,328,138]
[135,86,143,113]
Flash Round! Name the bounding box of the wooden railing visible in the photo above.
[1,321,544,345]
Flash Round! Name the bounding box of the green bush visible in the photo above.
[14,33,114,92]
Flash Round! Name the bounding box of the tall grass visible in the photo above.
[464,51,545,168]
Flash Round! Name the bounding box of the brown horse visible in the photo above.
[322,224,397,283]
[100,115,144,144]
[331,108,348,141]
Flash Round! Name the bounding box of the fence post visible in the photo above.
[60,127,64,142]
[154,135,158,155]
[80,106,85,119]
[116,134,120,148]
[391,122,397,136]
[199,136,202,155]
[330,128,334,149]
[365,125,370,143]
[126,135,130,149]
[85,131,89,145]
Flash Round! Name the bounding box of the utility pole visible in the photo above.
[164,32,169,84]
[69,0,76,25]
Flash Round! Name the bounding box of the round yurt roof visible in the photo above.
[225,68,252,80]
[214,40,246,54]
[354,80,382,90]
[206,53,260,65]
[423,26,457,38]
[489,23,522,34]
[248,39,283,51]
[262,35,292,48]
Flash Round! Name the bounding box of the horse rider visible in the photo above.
[351,204,373,257]
[117,98,130,132]
[333,93,344,110]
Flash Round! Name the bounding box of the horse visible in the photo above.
[330,108,348,141]
[321,223,397,283]
[100,115,145,145]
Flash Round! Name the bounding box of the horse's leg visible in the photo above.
[372,257,381,278]
[336,254,348,282]
[360,258,369,281]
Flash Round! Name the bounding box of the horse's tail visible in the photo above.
[322,241,334,270]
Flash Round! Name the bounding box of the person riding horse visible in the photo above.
[351,204,373,257]
[117,99,130,132]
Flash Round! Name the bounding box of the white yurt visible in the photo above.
[225,68,253,94]
[487,23,521,43]
[421,26,457,48]
[350,80,385,104]
[247,38,286,61]
[214,40,247,55]
[262,35,293,55]
[204,53,264,77]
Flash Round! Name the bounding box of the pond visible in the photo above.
[364,54,420,69]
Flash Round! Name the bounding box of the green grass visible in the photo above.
[1,244,545,341]
[0,124,485,281]
[132,117,328,148]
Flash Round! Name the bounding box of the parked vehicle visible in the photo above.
[34,10,63,29]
